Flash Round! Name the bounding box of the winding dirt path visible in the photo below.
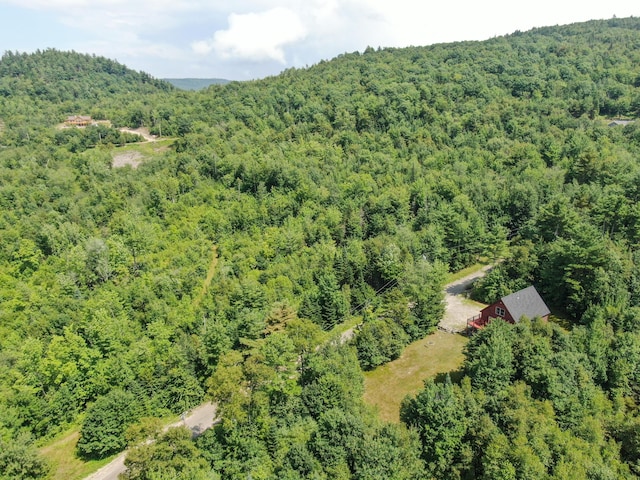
[193,245,218,308]
[83,248,221,480]
[118,127,157,142]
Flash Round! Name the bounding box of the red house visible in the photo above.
[467,285,550,332]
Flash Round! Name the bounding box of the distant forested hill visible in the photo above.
[0,49,174,142]
[0,49,173,100]
[164,78,230,90]
[2,17,640,480]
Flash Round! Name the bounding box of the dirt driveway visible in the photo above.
[439,265,492,333]
[84,402,218,480]
[119,127,157,142]
[341,265,491,340]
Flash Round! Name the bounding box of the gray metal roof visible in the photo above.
[501,285,550,322]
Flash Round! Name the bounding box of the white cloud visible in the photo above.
[1,0,639,79]
[342,0,640,48]
[191,40,213,56]
[2,0,199,11]
[193,7,306,63]
[2,0,207,33]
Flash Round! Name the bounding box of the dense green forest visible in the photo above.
[2,16,640,479]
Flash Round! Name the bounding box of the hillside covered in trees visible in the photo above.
[2,16,640,479]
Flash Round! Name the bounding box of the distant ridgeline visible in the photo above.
[163,78,230,90]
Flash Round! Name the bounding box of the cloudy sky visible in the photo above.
[1,1,638,80]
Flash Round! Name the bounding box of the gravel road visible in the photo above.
[340,265,492,339]
[84,402,218,480]
[118,127,157,142]
[439,265,492,333]
[84,266,489,479]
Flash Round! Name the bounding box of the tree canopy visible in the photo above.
[2,16,640,478]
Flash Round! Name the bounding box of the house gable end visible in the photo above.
[479,299,514,324]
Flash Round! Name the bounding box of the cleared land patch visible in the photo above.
[364,330,467,423]
[363,263,490,422]
[110,138,173,168]
[118,127,156,142]
[39,429,113,480]
[112,150,144,168]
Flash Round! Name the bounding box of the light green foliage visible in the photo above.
[124,417,164,446]
[300,345,365,419]
[198,339,424,480]
[3,17,640,479]
[401,260,446,337]
[123,427,213,480]
[0,434,50,480]
[464,320,516,397]
[207,351,248,423]
[403,320,634,479]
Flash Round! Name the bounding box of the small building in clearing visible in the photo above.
[467,285,550,332]
[607,120,634,127]
[65,115,93,127]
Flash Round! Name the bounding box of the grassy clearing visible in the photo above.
[460,296,487,309]
[445,259,492,284]
[39,429,114,480]
[81,135,174,155]
[363,330,467,423]
[319,315,363,344]
[549,311,572,332]
[40,409,179,480]
[112,137,174,155]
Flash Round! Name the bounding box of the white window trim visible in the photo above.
[496,306,505,317]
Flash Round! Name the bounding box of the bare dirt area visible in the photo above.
[112,151,144,169]
[439,265,492,333]
[153,145,170,153]
[340,325,358,344]
[119,127,157,142]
